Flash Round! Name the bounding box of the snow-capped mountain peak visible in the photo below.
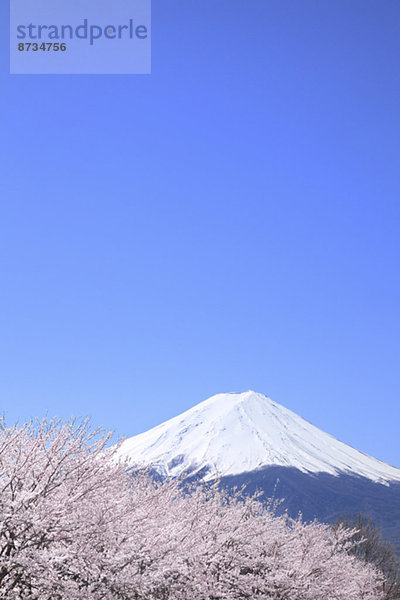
[116,391,400,484]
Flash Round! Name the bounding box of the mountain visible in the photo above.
[117,391,400,551]
[117,391,400,484]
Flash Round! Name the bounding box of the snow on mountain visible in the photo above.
[116,391,400,485]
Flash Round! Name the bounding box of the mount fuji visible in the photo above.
[117,391,400,551]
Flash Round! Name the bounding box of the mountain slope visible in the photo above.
[117,390,400,485]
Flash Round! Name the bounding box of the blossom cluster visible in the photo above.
[0,418,385,599]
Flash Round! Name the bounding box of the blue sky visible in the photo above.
[1,1,399,467]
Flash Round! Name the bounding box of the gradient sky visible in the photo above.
[1,1,399,468]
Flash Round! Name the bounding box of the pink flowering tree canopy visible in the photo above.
[0,417,386,599]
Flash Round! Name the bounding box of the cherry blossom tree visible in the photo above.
[333,514,400,600]
[0,417,386,600]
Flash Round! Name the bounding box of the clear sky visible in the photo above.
[1,1,399,467]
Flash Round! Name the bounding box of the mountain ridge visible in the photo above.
[117,390,400,485]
